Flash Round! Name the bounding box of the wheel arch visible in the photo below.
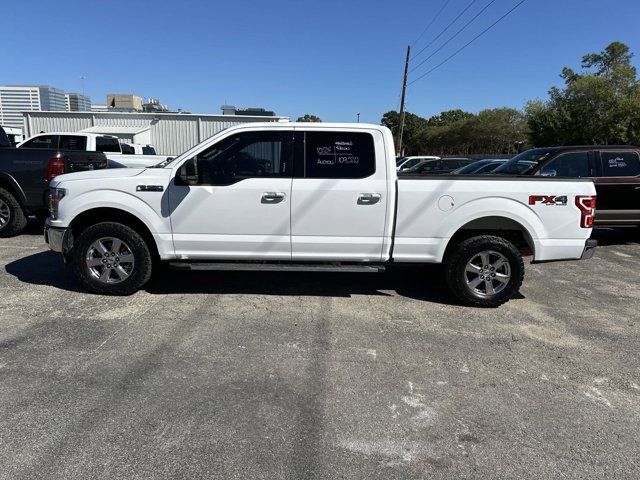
[0,173,28,208]
[67,207,160,261]
[441,215,536,262]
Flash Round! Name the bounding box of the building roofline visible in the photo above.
[24,111,290,120]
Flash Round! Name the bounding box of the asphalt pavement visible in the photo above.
[1,225,639,479]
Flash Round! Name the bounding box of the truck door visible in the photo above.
[290,129,388,261]
[168,130,294,259]
[592,149,640,225]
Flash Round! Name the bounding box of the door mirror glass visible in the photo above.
[177,157,199,185]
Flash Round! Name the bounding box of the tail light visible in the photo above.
[45,158,66,182]
[575,195,596,228]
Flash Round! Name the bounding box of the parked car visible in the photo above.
[400,157,473,174]
[396,155,440,171]
[493,146,640,228]
[121,143,158,156]
[44,123,597,307]
[18,132,168,168]
[0,126,108,237]
[452,159,508,174]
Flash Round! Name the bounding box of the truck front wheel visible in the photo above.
[72,222,152,295]
[0,187,28,238]
[444,235,524,307]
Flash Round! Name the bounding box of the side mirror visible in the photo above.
[540,168,557,177]
[177,157,199,185]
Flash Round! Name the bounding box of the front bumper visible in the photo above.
[44,223,67,253]
[581,238,597,260]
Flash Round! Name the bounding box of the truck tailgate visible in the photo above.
[63,151,108,172]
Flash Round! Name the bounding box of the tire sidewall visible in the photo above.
[447,236,524,307]
[73,222,152,295]
[0,188,27,237]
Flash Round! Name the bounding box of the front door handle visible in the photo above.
[261,192,286,204]
[357,193,381,205]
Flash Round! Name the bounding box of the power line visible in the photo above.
[411,0,479,61]
[411,0,453,47]
[410,0,499,74]
[408,0,528,86]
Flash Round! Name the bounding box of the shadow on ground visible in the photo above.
[4,250,475,306]
[592,227,639,246]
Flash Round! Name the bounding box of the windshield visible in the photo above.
[493,149,555,175]
[152,127,233,168]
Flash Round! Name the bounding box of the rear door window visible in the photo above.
[20,135,58,149]
[540,152,590,177]
[96,137,122,153]
[599,151,640,177]
[59,135,87,150]
[303,131,375,178]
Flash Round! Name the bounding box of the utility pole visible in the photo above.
[397,45,410,156]
[357,113,360,123]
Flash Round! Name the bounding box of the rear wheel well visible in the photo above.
[68,208,159,261]
[444,216,534,260]
[0,178,25,209]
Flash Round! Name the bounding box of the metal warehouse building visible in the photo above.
[22,111,290,156]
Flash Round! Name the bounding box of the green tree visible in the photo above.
[526,41,640,145]
[297,114,321,122]
[411,108,529,155]
[381,110,429,154]
[427,109,474,127]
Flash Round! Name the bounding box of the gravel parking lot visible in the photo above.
[1,225,639,479]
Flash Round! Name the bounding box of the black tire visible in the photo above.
[72,222,153,295]
[0,187,28,238]
[444,235,524,308]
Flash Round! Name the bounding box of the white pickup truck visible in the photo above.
[44,123,597,306]
[18,132,168,168]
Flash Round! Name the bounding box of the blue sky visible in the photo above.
[1,0,639,123]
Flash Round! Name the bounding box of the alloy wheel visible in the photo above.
[0,199,10,227]
[464,250,511,296]
[85,237,135,284]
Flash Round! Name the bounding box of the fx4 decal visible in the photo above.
[528,195,568,206]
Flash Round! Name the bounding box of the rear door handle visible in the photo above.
[357,193,381,205]
[635,186,640,191]
[261,192,286,204]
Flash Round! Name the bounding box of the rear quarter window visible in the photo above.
[599,151,640,177]
[303,131,375,178]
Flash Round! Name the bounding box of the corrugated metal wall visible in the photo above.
[23,112,288,155]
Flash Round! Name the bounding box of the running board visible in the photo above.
[168,262,385,273]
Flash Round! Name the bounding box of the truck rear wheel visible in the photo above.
[0,187,28,238]
[72,222,152,295]
[444,235,524,307]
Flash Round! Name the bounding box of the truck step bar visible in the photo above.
[168,262,385,273]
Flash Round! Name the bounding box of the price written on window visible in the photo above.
[315,141,360,166]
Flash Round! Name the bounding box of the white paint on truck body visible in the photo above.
[47,122,595,264]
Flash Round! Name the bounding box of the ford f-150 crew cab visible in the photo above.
[18,132,168,168]
[44,123,597,307]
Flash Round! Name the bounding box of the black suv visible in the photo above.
[493,146,640,227]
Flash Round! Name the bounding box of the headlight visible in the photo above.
[48,187,67,220]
